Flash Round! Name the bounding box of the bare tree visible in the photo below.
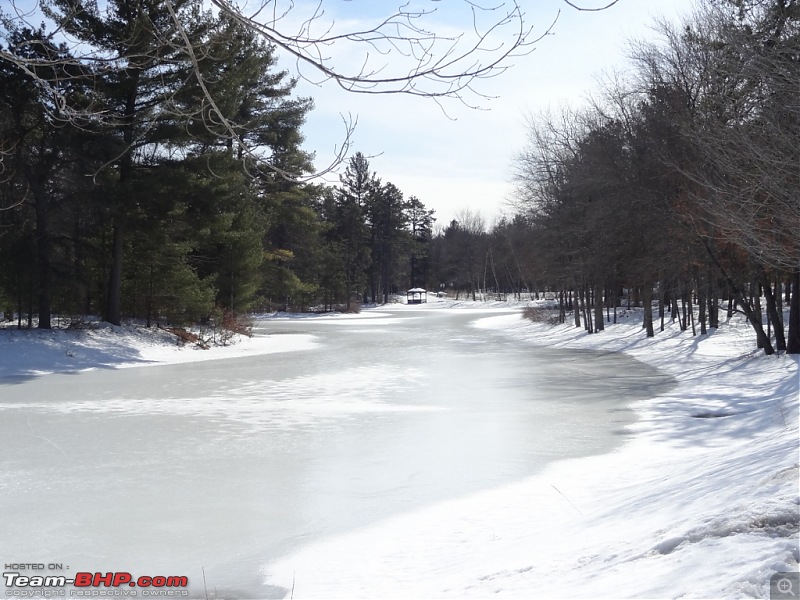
[623,0,799,354]
[452,208,487,300]
[627,1,800,273]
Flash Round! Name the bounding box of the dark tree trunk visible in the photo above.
[762,281,786,352]
[786,270,800,354]
[679,290,688,331]
[34,188,51,329]
[104,221,124,325]
[594,284,604,332]
[28,279,33,328]
[584,287,593,333]
[105,71,140,326]
[671,294,679,324]
[146,265,154,329]
[752,282,764,349]
[17,275,23,330]
[702,238,774,354]
[698,281,707,335]
[707,276,719,328]
[643,285,654,338]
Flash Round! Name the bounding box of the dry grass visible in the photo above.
[221,310,253,337]
[161,325,209,349]
[522,306,561,325]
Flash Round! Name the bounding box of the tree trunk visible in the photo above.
[702,240,774,354]
[583,287,593,333]
[698,281,707,335]
[671,294,679,324]
[34,188,51,329]
[17,273,23,330]
[786,270,800,354]
[594,284,604,332]
[762,281,786,352]
[752,282,764,349]
[105,70,141,327]
[105,221,124,325]
[707,275,719,328]
[643,285,654,338]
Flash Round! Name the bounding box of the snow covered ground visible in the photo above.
[0,320,317,378]
[1,301,797,599]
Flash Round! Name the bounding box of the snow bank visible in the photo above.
[0,321,316,377]
[262,308,799,599]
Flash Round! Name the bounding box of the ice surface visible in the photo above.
[0,307,673,599]
[264,306,798,599]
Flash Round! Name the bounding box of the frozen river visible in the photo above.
[0,308,674,599]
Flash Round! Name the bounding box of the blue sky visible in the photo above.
[281,0,698,226]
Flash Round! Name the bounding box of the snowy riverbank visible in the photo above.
[1,303,797,598]
[0,320,317,378]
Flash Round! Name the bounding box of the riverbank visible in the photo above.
[0,320,317,377]
[262,303,799,598]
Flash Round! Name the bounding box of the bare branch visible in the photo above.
[561,0,620,12]
[0,0,617,180]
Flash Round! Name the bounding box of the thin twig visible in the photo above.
[551,484,583,515]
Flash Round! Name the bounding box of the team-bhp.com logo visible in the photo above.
[4,570,189,597]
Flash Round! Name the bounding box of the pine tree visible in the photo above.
[333,153,376,308]
[406,196,436,289]
[42,0,212,324]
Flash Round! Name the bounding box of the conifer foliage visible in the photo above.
[0,1,320,326]
[0,2,437,325]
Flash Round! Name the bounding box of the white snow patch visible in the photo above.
[0,322,317,377]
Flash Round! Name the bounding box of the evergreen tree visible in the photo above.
[42,0,212,324]
[333,152,375,308]
[406,196,436,289]
[0,26,90,328]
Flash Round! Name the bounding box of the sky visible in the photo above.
[279,0,698,226]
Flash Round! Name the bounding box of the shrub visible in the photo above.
[522,306,561,325]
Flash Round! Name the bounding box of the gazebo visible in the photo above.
[406,288,427,304]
